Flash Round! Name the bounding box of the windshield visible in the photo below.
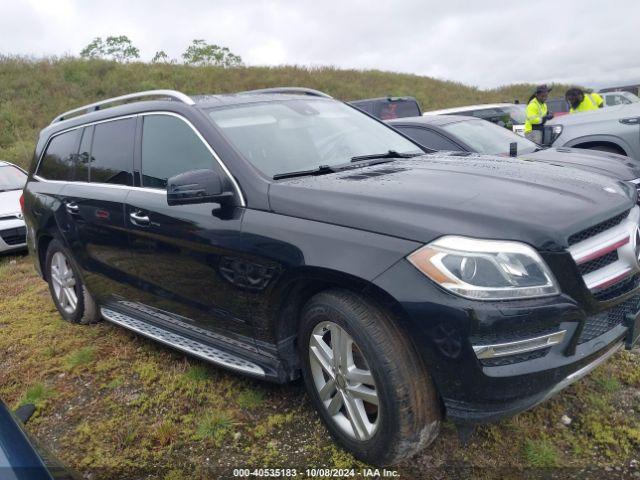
[208,99,422,178]
[620,92,640,103]
[0,165,27,192]
[442,118,538,155]
[506,105,527,124]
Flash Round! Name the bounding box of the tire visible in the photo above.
[299,289,441,466]
[45,239,100,324]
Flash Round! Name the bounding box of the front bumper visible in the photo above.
[373,258,636,424]
[0,218,27,253]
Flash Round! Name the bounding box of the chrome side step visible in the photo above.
[100,308,265,377]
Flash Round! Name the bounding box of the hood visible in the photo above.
[0,190,22,217]
[522,147,640,181]
[268,154,635,251]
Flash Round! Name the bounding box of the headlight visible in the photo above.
[407,236,559,300]
[549,125,563,144]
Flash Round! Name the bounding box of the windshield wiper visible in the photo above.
[273,164,336,180]
[351,150,421,163]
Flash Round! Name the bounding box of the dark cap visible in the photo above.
[535,84,552,94]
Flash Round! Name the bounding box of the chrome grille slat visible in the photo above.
[568,207,640,299]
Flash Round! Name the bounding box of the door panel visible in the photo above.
[124,190,254,340]
[59,183,132,302]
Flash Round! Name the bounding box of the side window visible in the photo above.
[37,130,80,181]
[89,118,134,186]
[397,126,462,151]
[141,115,216,189]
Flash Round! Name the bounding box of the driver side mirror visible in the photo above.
[167,169,234,206]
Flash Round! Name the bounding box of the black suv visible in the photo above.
[23,88,640,465]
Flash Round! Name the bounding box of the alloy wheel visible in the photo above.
[309,321,380,440]
[50,251,78,315]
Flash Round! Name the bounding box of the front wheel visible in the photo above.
[45,239,100,324]
[299,289,441,466]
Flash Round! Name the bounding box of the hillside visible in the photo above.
[0,57,573,170]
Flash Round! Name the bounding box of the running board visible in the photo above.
[100,308,265,377]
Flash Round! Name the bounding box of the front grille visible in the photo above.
[568,210,629,246]
[578,294,640,344]
[0,226,26,246]
[480,347,550,367]
[594,274,640,301]
[578,250,618,276]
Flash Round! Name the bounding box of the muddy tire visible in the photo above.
[45,239,100,324]
[299,289,441,466]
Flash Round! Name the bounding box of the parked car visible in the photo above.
[0,161,28,254]
[348,96,421,119]
[0,399,78,479]
[600,91,640,107]
[387,114,640,189]
[423,103,527,136]
[544,103,640,159]
[23,88,640,465]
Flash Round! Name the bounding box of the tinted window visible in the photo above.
[396,126,462,151]
[441,119,537,155]
[0,165,27,192]
[38,130,80,181]
[141,115,215,189]
[378,100,421,120]
[89,118,134,186]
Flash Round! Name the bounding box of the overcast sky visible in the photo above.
[2,0,639,89]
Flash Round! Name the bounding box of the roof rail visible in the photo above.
[237,87,333,99]
[50,89,195,124]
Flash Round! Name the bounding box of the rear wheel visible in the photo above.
[45,239,100,324]
[299,289,441,465]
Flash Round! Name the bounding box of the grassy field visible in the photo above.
[0,56,575,172]
[1,251,640,479]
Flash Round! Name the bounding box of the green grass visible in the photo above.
[20,382,55,406]
[184,364,210,382]
[194,412,237,445]
[237,388,265,409]
[66,346,95,369]
[523,439,560,467]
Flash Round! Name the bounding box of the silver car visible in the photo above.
[0,161,27,253]
[546,103,640,160]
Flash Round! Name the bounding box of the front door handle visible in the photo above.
[129,211,150,226]
[620,117,640,125]
[65,202,80,215]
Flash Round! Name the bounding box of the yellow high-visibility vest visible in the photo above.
[524,98,548,133]
[569,93,604,113]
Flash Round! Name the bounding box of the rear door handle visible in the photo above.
[129,211,150,226]
[65,202,80,215]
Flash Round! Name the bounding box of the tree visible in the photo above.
[151,50,170,63]
[181,39,242,67]
[80,36,140,62]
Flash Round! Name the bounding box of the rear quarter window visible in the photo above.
[37,130,80,181]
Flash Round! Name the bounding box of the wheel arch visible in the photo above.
[563,134,631,156]
[266,266,418,377]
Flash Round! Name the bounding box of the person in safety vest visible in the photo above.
[524,84,554,143]
[565,88,604,113]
